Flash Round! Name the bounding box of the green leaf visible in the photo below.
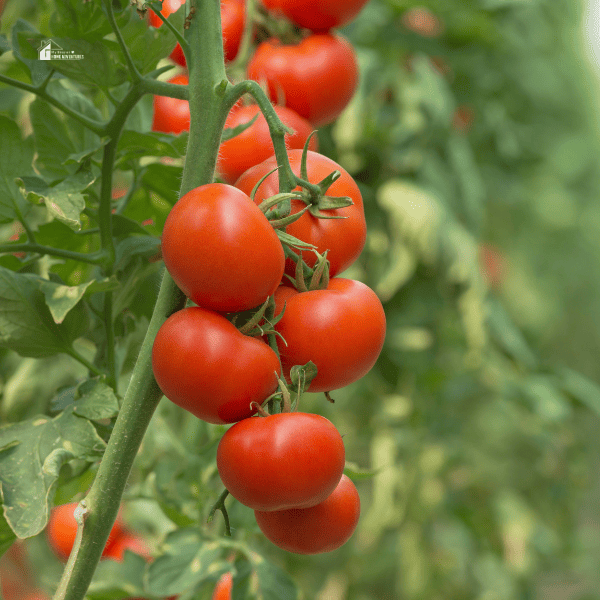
[49,0,116,41]
[38,279,93,324]
[120,7,184,74]
[141,163,183,207]
[487,299,537,369]
[0,407,106,538]
[112,214,152,238]
[252,555,299,600]
[87,551,147,600]
[29,97,77,180]
[558,367,600,419]
[0,34,10,56]
[73,379,119,421]
[17,33,127,88]
[0,499,17,560]
[10,20,51,86]
[117,130,188,162]
[344,461,379,481]
[0,266,88,358]
[147,529,224,596]
[115,237,161,271]
[0,116,35,224]
[20,169,95,230]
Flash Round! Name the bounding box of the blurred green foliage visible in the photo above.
[2,0,600,599]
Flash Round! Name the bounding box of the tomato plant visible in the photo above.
[46,503,125,561]
[235,149,366,278]
[272,279,386,392]
[151,74,190,134]
[260,0,371,31]
[254,474,360,554]
[217,413,345,510]
[218,105,317,184]
[160,184,285,312]
[247,34,358,126]
[152,307,281,424]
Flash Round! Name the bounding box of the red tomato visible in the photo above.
[235,149,366,279]
[149,0,244,66]
[261,0,369,31]
[103,532,152,562]
[255,474,360,554]
[46,503,125,561]
[161,184,285,312]
[151,74,189,134]
[217,413,345,511]
[212,572,233,600]
[22,593,49,600]
[273,279,386,392]
[247,34,358,127]
[218,105,317,184]
[152,307,281,424]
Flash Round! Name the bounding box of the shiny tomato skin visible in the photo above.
[152,307,281,424]
[212,572,233,600]
[261,0,370,31]
[255,474,360,554]
[217,413,345,511]
[46,503,125,561]
[218,105,317,184]
[235,150,366,279]
[161,184,285,312]
[247,34,358,127]
[149,0,244,66]
[273,279,386,392]
[151,74,189,134]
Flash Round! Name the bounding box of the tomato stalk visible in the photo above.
[52,1,232,598]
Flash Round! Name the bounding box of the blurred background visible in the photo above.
[2,0,600,599]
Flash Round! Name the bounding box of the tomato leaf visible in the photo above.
[38,278,94,324]
[29,98,78,180]
[141,163,183,207]
[0,500,17,560]
[0,407,106,538]
[0,116,35,225]
[558,367,600,419]
[86,551,147,600]
[72,379,119,421]
[19,168,95,230]
[0,266,89,358]
[49,0,117,42]
[252,556,299,600]
[114,237,161,271]
[146,529,225,596]
[10,20,52,86]
[117,130,188,163]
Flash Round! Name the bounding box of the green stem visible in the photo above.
[65,348,106,378]
[180,0,230,194]
[104,292,117,390]
[0,74,106,135]
[0,244,105,264]
[140,77,189,99]
[104,0,142,82]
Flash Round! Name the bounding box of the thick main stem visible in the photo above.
[53,2,231,598]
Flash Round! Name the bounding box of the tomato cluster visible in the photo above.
[148,0,379,558]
